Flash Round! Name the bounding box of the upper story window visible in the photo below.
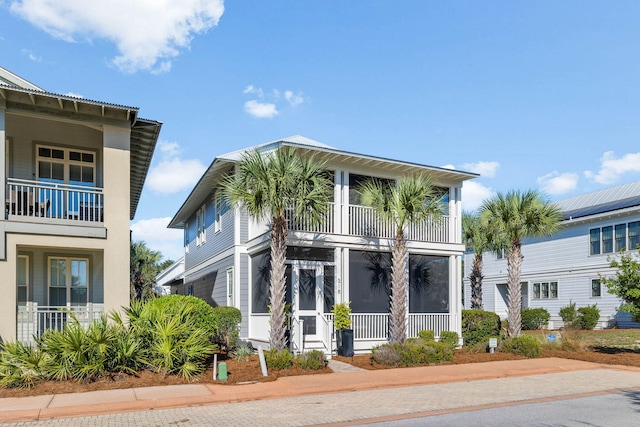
[214,193,221,233]
[37,145,96,187]
[184,221,190,254]
[196,206,206,246]
[591,221,640,255]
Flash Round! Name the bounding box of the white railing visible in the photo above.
[7,178,104,223]
[286,202,334,234]
[348,205,451,243]
[324,312,452,342]
[17,302,105,346]
[319,313,333,355]
[290,317,304,354]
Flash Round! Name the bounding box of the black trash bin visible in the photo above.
[337,329,354,357]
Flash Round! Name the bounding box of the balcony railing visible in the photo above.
[17,302,105,346]
[6,178,104,223]
[349,205,450,243]
[286,202,451,243]
[286,202,335,234]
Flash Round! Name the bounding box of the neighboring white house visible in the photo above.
[0,66,162,344]
[168,136,477,354]
[156,257,184,295]
[464,181,640,329]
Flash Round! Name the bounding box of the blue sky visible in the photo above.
[2,1,640,261]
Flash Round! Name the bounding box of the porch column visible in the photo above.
[334,170,342,234]
[450,254,462,337]
[102,124,131,316]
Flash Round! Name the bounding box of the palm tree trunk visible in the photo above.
[506,242,523,338]
[389,232,408,344]
[469,254,484,310]
[270,215,288,351]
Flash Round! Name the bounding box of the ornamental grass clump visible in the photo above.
[371,340,454,367]
[502,335,542,358]
[295,350,326,370]
[265,348,294,369]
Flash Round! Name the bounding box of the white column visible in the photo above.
[0,107,5,215]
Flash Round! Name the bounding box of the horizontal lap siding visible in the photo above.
[185,200,235,270]
[240,253,249,338]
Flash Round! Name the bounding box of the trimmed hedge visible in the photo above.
[462,310,501,346]
[438,331,459,347]
[371,340,454,367]
[577,305,600,330]
[521,308,551,330]
[212,306,242,351]
[502,335,542,358]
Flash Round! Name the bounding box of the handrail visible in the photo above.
[290,317,304,354]
[318,311,333,355]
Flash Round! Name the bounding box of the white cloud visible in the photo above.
[441,164,456,170]
[284,90,304,107]
[243,84,264,97]
[64,92,83,98]
[131,217,183,261]
[461,161,499,178]
[537,171,579,196]
[146,140,206,193]
[244,100,278,119]
[462,181,495,212]
[9,0,224,73]
[21,48,41,62]
[584,151,640,185]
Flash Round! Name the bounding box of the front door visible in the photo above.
[292,262,323,340]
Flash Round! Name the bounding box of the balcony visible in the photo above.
[6,178,104,224]
[286,202,452,243]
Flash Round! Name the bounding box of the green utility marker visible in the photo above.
[218,362,228,381]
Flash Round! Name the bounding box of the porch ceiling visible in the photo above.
[0,83,162,220]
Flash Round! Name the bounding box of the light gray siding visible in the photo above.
[239,253,249,338]
[184,196,235,270]
[179,254,234,307]
[464,211,640,328]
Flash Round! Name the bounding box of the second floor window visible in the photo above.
[196,206,206,246]
[214,193,221,233]
[590,221,640,255]
[37,145,96,187]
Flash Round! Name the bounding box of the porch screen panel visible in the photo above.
[409,255,449,313]
[348,250,391,313]
[49,258,67,306]
[250,251,292,313]
[298,269,316,310]
[323,266,335,313]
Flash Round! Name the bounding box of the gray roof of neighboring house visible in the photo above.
[556,181,640,221]
[0,66,161,219]
[168,135,479,228]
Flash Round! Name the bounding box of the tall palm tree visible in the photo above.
[130,241,167,301]
[462,211,492,310]
[481,190,562,338]
[222,148,332,350]
[359,174,444,344]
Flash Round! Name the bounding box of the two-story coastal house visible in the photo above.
[168,136,477,354]
[464,181,640,329]
[0,67,161,344]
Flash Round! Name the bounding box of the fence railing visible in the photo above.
[17,302,105,346]
[348,205,451,243]
[7,178,104,223]
[323,312,452,342]
[286,202,335,234]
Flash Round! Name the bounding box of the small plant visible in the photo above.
[331,302,352,330]
[232,343,254,362]
[295,350,326,370]
[462,310,502,346]
[265,348,294,369]
[559,329,587,352]
[418,330,435,341]
[521,308,551,330]
[559,301,579,329]
[438,331,459,347]
[371,340,454,366]
[212,306,242,352]
[502,335,542,358]
[577,305,600,330]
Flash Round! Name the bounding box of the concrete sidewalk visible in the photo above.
[1,357,640,424]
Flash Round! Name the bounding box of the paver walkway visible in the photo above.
[1,358,640,426]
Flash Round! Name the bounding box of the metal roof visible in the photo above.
[556,181,640,221]
[0,70,161,219]
[168,135,478,228]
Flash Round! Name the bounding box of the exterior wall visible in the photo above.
[464,212,640,328]
[174,254,234,308]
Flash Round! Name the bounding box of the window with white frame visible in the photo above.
[227,267,234,307]
[48,257,88,306]
[196,206,206,246]
[533,281,558,299]
[37,145,96,187]
[214,193,221,233]
[17,255,29,306]
[184,221,190,254]
[591,279,602,297]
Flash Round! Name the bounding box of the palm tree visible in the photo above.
[481,190,562,338]
[222,148,332,350]
[462,211,492,310]
[130,241,167,301]
[359,174,444,344]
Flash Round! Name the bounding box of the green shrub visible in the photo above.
[265,348,293,369]
[438,331,459,347]
[577,305,600,330]
[212,306,242,351]
[331,302,352,330]
[502,335,542,358]
[233,343,253,362]
[418,330,435,341]
[521,308,551,330]
[462,310,501,346]
[371,340,454,367]
[295,350,325,370]
[559,301,579,329]
[0,341,48,388]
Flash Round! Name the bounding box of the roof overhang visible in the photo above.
[0,83,161,219]
[168,138,478,228]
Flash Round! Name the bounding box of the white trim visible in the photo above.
[226,267,235,307]
[17,255,29,305]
